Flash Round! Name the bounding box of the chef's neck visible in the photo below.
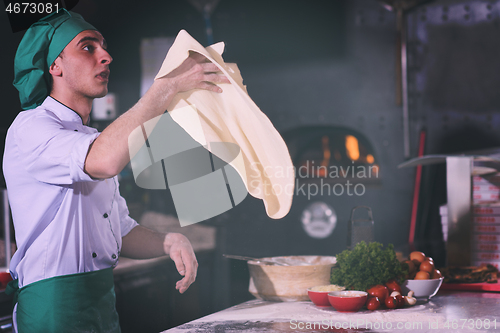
[49,92,92,125]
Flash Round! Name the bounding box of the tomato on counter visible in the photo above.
[385,296,398,309]
[365,296,380,310]
[385,279,402,294]
[367,284,389,303]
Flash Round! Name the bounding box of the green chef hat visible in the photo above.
[13,9,97,110]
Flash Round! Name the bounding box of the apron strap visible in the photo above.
[5,278,19,305]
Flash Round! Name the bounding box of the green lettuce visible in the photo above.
[330,241,406,291]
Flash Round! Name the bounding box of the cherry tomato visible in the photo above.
[385,279,402,294]
[366,296,380,311]
[395,294,404,308]
[385,296,397,309]
[367,285,389,303]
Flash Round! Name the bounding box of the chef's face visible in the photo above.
[52,30,113,99]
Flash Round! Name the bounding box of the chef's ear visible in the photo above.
[49,57,63,77]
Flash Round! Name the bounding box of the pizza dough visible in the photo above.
[154,30,294,219]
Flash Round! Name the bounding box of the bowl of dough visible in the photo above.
[248,256,337,302]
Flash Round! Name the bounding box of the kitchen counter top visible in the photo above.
[162,290,500,332]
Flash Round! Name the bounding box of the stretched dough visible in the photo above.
[155,30,294,219]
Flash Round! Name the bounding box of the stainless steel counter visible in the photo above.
[162,290,500,332]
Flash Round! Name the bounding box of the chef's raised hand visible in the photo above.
[164,51,231,94]
[164,233,198,293]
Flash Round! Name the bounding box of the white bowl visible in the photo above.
[401,277,444,300]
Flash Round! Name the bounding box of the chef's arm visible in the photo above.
[121,225,198,293]
[84,53,230,179]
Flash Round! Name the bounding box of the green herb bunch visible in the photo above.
[330,241,406,291]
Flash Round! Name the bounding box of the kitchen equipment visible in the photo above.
[378,0,434,158]
[399,152,500,266]
[401,277,444,300]
[248,256,336,302]
[1,190,11,271]
[409,129,426,251]
[327,290,368,312]
[347,206,375,250]
[0,272,12,290]
[223,254,290,266]
[184,0,220,45]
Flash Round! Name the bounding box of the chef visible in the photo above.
[3,9,229,332]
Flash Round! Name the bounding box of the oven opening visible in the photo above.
[283,126,381,186]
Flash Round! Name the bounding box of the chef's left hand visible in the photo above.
[164,233,198,293]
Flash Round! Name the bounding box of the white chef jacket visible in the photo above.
[3,96,138,289]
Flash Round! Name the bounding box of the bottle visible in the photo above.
[347,206,375,250]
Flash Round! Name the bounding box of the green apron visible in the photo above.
[6,267,120,333]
